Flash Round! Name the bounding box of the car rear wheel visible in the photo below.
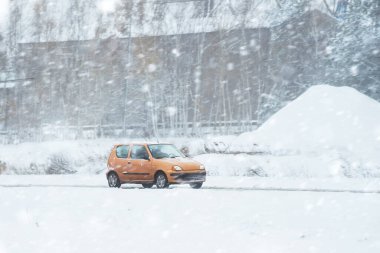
[142,183,154,188]
[190,182,203,189]
[155,172,169,189]
[108,172,121,188]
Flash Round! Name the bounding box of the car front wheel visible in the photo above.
[190,182,203,189]
[155,172,169,189]
[108,172,121,188]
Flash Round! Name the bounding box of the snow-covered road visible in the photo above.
[1,175,380,253]
[1,183,380,194]
[1,175,380,193]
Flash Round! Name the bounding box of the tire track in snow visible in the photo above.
[0,184,379,194]
[202,186,380,194]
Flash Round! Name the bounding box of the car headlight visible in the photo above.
[200,165,205,170]
[173,165,183,171]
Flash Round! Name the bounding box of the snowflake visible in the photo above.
[97,0,120,14]
[147,64,157,73]
[350,65,359,76]
[166,106,177,117]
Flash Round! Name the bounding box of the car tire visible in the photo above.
[107,172,121,188]
[142,183,154,188]
[190,182,203,189]
[155,172,169,189]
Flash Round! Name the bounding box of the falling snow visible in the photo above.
[0,1,379,252]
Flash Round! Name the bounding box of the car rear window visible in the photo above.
[116,145,130,158]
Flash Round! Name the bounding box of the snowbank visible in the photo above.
[0,138,206,175]
[196,152,380,178]
[0,140,112,175]
[228,85,380,177]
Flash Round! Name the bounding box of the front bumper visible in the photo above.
[169,171,206,183]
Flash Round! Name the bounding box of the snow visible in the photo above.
[165,107,178,117]
[0,138,206,175]
[350,65,359,76]
[195,152,380,178]
[171,48,181,57]
[2,85,380,179]
[0,0,9,30]
[234,85,380,152]
[0,82,15,89]
[229,85,380,177]
[0,139,112,174]
[1,79,379,252]
[0,175,379,253]
[1,175,380,194]
[1,1,378,251]
[96,0,119,14]
[147,63,157,73]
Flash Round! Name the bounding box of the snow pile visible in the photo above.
[234,85,380,153]
[224,85,380,177]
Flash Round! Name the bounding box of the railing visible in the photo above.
[0,120,258,144]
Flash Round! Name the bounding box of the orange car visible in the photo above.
[106,143,206,189]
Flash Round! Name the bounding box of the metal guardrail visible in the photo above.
[0,120,258,143]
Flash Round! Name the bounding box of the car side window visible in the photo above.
[131,145,150,160]
[116,145,130,159]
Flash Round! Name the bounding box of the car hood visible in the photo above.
[160,157,202,171]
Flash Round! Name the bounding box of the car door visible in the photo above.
[114,145,133,182]
[129,145,152,181]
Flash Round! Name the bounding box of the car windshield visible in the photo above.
[148,144,185,159]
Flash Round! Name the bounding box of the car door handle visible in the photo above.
[127,161,131,164]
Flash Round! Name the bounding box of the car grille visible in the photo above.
[170,172,206,182]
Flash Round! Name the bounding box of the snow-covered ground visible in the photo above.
[1,84,380,253]
[1,175,380,253]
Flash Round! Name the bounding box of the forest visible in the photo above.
[0,0,379,142]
